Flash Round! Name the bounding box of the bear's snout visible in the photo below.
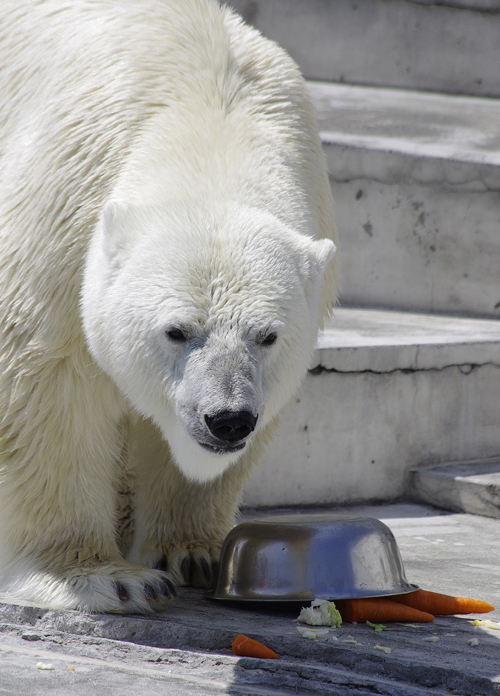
[204,410,257,444]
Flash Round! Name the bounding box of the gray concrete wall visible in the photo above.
[228,0,500,97]
[309,82,500,318]
[242,309,500,507]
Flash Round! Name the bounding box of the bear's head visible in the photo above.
[82,200,335,481]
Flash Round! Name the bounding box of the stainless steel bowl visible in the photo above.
[207,514,418,602]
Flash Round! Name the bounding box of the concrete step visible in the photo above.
[1,504,500,696]
[229,0,500,98]
[308,81,500,318]
[411,457,500,518]
[242,307,500,507]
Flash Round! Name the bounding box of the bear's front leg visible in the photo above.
[0,356,176,613]
[127,417,265,588]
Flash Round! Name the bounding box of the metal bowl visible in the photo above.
[207,514,418,602]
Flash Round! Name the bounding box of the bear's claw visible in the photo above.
[144,583,158,601]
[148,541,222,589]
[115,581,130,602]
[199,556,212,584]
[161,577,177,598]
[154,557,168,573]
[180,556,191,584]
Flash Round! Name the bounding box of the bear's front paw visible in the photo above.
[152,542,222,589]
[67,563,179,613]
[1,561,178,614]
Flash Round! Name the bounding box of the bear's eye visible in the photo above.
[166,328,187,342]
[261,332,277,347]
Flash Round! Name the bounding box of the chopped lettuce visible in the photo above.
[298,599,342,628]
[374,644,391,654]
[296,626,330,639]
[366,620,390,632]
[473,619,500,630]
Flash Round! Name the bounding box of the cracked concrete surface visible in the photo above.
[314,308,500,372]
[0,503,499,695]
[243,309,500,507]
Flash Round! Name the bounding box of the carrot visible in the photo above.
[336,598,434,623]
[232,634,278,659]
[389,589,494,615]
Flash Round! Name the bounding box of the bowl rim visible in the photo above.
[205,583,420,602]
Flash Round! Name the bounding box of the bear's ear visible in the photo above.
[100,201,137,269]
[309,238,336,276]
[102,202,119,235]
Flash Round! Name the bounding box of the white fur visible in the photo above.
[0,0,338,612]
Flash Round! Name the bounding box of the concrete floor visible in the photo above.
[0,502,499,695]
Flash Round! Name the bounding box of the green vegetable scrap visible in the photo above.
[296,626,330,639]
[374,644,391,654]
[366,620,390,632]
[298,599,343,628]
[473,619,500,630]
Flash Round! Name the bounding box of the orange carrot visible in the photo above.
[389,589,494,615]
[232,634,278,659]
[336,598,434,623]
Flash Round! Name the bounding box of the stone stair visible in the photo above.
[230,0,500,98]
[243,308,500,507]
[410,457,500,518]
[310,81,500,318]
[227,0,500,513]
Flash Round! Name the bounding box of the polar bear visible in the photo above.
[0,0,338,613]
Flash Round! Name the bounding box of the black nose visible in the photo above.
[204,410,257,443]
